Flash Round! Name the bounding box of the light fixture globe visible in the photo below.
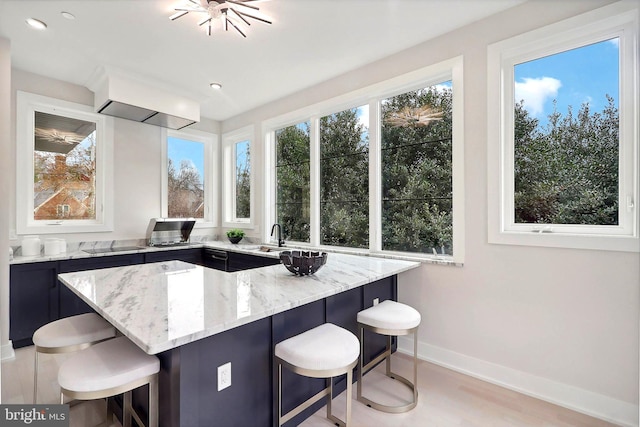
[25,18,47,30]
[170,0,272,38]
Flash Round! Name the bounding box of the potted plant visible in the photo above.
[226,229,245,244]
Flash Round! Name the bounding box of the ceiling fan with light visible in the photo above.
[170,0,272,38]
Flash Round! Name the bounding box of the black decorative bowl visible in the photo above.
[279,250,328,276]
[228,236,243,244]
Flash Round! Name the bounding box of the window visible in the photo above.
[17,91,113,234]
[162,127,216,225]
[235,140,251,220]
[488,3,639,252]
[222,127,253,227]
[267,56,464,262]
[381,82,453,255]
[320,106,369,248]
[274,121,311,243]
[56,204,71,218]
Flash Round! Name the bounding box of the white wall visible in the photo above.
[223,0,639,425]
[1,38,13,369]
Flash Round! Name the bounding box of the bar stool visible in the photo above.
[275,323,359,427]
[357,300,420,413]
[32,313,116,403]
[58,336,160,427]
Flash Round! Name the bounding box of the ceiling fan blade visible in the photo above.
[234,9,271,25]
[198,17,212,26]
[226,0,260,11]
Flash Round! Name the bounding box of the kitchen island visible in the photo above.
[58,253,419,427]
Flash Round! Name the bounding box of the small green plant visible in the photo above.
[226,229,245,238]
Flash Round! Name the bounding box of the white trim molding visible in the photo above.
[16,91,114,235]
[487,2,639,252]
[161,126,218,228]
[398,337,638,427]
[221,125,255,229]
[1,341,15,361]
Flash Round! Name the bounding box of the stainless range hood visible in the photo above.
[90,70,200,130]
[146,218,196,246]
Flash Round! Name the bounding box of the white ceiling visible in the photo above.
[0,0,525,121]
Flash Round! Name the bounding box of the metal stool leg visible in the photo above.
[357,323,419,413]
[148,375,159,427]
[33,351,39,404]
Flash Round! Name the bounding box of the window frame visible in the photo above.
[161,127,217,228]
[222,126,254,229]
[264,56,465,263]
[16,91,114,235]
[487,2,639,252]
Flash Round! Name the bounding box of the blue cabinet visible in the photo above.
[10,254,144,348]
[9,249,282,349]
[144,248,203,265]
[227,251,280,272]
[154,275,397,427]
[9,261,58,348]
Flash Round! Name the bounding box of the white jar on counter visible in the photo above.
[58,238,67,254]
[21,236,41,257]
[44,238,60,256]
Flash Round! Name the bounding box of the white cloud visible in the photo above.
[514,76,562,117]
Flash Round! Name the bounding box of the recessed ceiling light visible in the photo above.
[210,82,222,90]
[61,11,75,20]
[25,18,47,30]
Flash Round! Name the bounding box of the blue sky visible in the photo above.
[514,38,619,127]
[168,136,204,182]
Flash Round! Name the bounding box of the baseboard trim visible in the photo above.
[397,337,638,427]
[1,341,15,361]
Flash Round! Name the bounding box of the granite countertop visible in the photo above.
[10,239,460,266]
[9,241,280,264]
[58,254,419,354]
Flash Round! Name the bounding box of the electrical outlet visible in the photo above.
[373,298,379,306]
[218,362,231,391]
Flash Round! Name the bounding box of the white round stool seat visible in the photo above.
[33,313,116,350]
[275,323,360,426]
[275,323,359,372]
[59,336,159,395]
[357,300,421,331]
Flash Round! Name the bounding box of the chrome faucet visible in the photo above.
[270,223,285,247]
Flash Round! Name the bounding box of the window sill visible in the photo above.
[489,230,639,253]
[278,242,463,266]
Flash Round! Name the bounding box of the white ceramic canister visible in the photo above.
[44,238,60,256]
[57,238,67,254]
[21,235,41,256]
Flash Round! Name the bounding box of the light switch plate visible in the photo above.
[218,362,231,391]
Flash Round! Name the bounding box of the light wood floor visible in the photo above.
[2,345,619,427]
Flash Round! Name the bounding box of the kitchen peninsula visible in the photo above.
[57,252,419,427]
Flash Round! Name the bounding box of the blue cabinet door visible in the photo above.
[9,261,58,348]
